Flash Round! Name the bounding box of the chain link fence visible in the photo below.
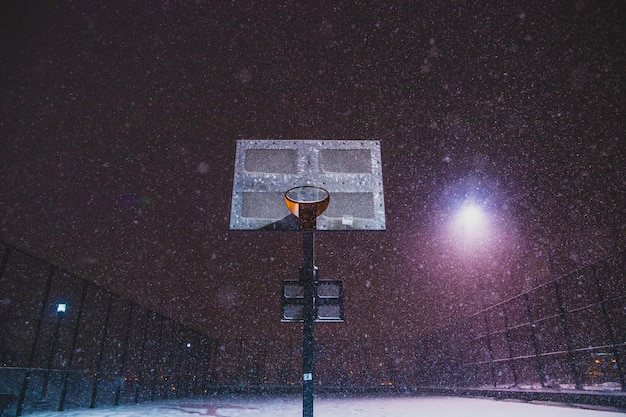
[415,250,625,392]
[0,243,215,416]
[1,242,624,416]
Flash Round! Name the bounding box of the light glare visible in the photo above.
[458,205,485,236]
[452,203,490,251]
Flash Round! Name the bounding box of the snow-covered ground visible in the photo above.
[24,395,624,417]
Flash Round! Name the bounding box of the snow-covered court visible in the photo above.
[24,395,625,417]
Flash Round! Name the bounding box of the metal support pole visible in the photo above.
[16,266,55,417]
[41,311,64,399]
[592,265,626,391]
[90,293,114,408]
[501,305,518,386]
[302,231,316,417]
[0,245,11,285]
[59,280,88,411]
[482,310,497,387]
[115,303,135,406]
[150,315,166,401]
[478,276,496,387]
[553,280,583,390]
[134,311,153,404]
[523,293,546,387]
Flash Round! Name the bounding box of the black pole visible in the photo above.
[592,265,626,391]
[90,292,114,408]
[41,310,64,399]
[149,315,166,401]
[16,266,55,417]
[553,280,583,390]
[59,280,88,411]
[302,231,316,417]
[134,312,153,404]
[523,293,546,387]
[285,187,329,417]
[115,303,135,406]
[501,305,518,387]
[0,245,11,285]
[477,276,496,387]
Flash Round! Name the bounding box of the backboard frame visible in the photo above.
[229,140,386,231]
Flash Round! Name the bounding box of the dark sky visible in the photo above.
[1,1,624,343]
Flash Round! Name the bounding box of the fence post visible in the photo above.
[592,262,626,391]
[481,310,497,387]
[523,293,546,387]
[58,280,88,411]
[40,303,65,399]
[134,311,153,403]
[501,305,518,386]
[150,315,168,401]
[115,303,135,406]
[0,245,11,284]
[553,280,583,390]
[90,292,114,408]
[16,266,55,417]
[201,335,213,395]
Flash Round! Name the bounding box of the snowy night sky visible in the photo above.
[1,1,624,343]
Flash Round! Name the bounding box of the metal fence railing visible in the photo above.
[0,243,215,417]
[415,250,625,392]
[2,240,624,416]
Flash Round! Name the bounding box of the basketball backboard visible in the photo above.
[229,140,386,231]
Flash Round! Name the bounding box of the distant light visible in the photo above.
[56,303,67,314]
[186,342,192,348]
[451,202,491,251]
[457,204,486,236]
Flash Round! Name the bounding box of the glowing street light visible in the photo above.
[451,202,492,253]
[457,204,485,234]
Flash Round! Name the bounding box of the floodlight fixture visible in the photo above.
[56,303,67,314]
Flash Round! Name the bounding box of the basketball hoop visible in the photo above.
[285,186,330,230]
